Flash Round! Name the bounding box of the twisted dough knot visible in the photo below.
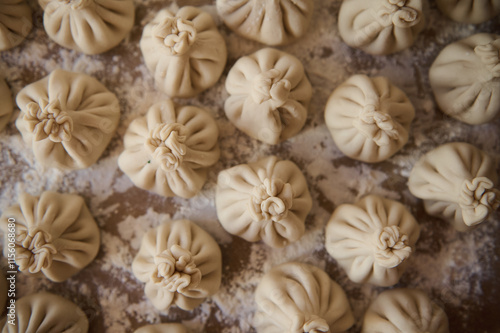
[299,315,329,333]
[57,0,94,9]
[145,123,188,172]
[153,17,197,56]
[152,245,202,293]
[24,98,73,143]
[251,69,292,109]
[372,225,412,268]
[16,229,57,273]
[249,177,294,222]
[474,40,500,78]
[460,177,500,227]
[354,103,400,146]
[375,0,420,28]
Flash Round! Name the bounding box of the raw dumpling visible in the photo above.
[436,0,500,24]
[325,194,420,286]
[15,69,120,170]
[408,142,500,231]
[0,191,100,282]
[140,6,227,98]
[338,0,426,55]
[0,0,32,51]
[225,48,312,145]
[0,292,89,332]
[0,77,13,131]
[118,99,220,199]
[429,33,500,125]
[39,0,134,55]
[254,262,354,333]
[134,323,188,333]
[325,75,415,163]
[362,288,449,333]
[132,219,222,311]
[216,156,312,248]
[217,0,314,46]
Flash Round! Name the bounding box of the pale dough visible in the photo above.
[0,77,13,131]
[436,0,500,24]
[134,323,188,333]
[0,0,32,51]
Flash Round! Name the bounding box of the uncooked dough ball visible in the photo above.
[436,0,500,24]
[217,0,314,46]
[362,288,449,333]
[134,323,188,333]
[0,77,13,131]
[254,262,354,333]
[132,219,222,311]
[325,74,415,163]
[118,99,220,199]
[429,33,500,125]
[15,69,120,170]
[0,0,32,51]
[0,292,89,332]
[0,191,100,282]
[216,156,312,248]
[325,194,420,286]
[408,142,500,231]
[338,0,426,55]
[39,0,134,55]
[225,48,312,145]
[140,6,227,98]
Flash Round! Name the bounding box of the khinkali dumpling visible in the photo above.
[118,99,220,199]
[225,48,312,145]
[0,191,100,282]
[254,262,354,333]
[0,0,32,51]
[0,77,13,131]
[436,0,500,24]
[0,292,89,332]
[408,142,500,231]
[338,0,426,55]
[15,69,120,170]
[325,194,420,286]
[39,0,134,55]
[325,74,415,163]
[217,0,314,46]
[134,323,188,333]
[140,6,227,98]
[132,219,222,311]
[362,288,449,333]
[216,156,312,248]
[429,33,500,125]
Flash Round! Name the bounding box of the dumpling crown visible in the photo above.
[375,0,421,28]
[16,228,57,273]
[152,16,197,56]
[297,315,329,333]
[151,244,202,293]
[354,103,401,146]
[248,175,294,223]
[145,123,188,172]
[474,40,500,78]
[251,69,292,108]
[24,98,73,142]
[55,0,93,10]
[372,225,412,268]
[460,177,500,227]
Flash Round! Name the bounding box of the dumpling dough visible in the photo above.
[254,262,354,333]
[0,0,32,51]
[134,323,188,333]
[39,0,134,55]
[436,0,500,24]
[216,156,312,248]
[325,74,415,163]
[362,288,449,333]
[429,33,500,125]
[0,292,89,332]
[118,99,220,199]
[217,0,314,46]
[0,191,100,282]
[408,142,500,232]
[225,48,312,145]
[0,77,13,131]
[338,0,426,55]
[140,6,227,98]
[325,194,420,286]
[15,69,120,170]
[132,219,222,311]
